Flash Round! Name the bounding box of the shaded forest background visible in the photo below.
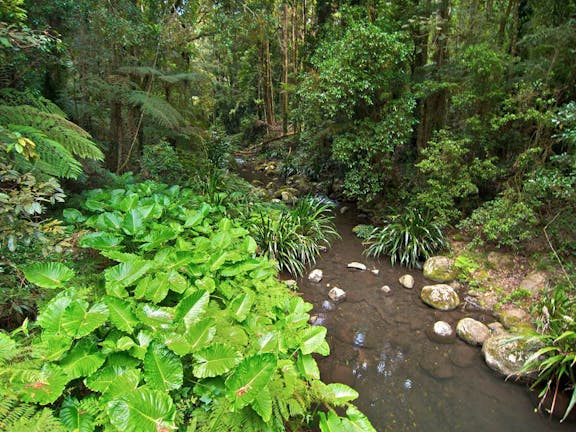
[2,0,576,256]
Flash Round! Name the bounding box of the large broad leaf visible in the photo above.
[79,232,123,250]
[95,212,123,231]
[192,343,240,378]
[122,209,144,235]
[22,262,75,289]
[37,294,73,335]
[136,304,174,328]
[62,208,86,224]
[343,406,378,432]
[225,353,277,409]
[85,366,141,400]
[104,296,139,333]
[227,292,254,322]
[60,340,106,380]
[296,353,320,380]
[251,386,272,422]
[105,261,152,297]
[134,273,170,303]
[164,318,215,356]
[14,363,69,405]
[36,335,73,361]
[325,383,359,406]
[299,326,328,355]
[61,301,109,339]
[139,228,179,251]
[60,397,95,432]
[107,388,176,432]
[143,342,183,391]
[116,193,139,212]
[174,289,209,329]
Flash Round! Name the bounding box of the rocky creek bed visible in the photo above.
[295,209,573,432]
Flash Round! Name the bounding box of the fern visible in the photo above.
[125,90,183,129]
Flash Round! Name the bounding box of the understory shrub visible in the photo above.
[363,208,448,267]
[247,196,339,276]
[0,180,373,432]
[140,140,185,183]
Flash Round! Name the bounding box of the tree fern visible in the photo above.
[125,90,183,129]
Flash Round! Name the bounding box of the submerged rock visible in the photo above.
[328,287,347,303]
[347,262,367,271]
[456,318,490,346]
[309,313,326,326]
[419,352,454,379]
[420,284,461,311]
[399,274,415,289]
[423,256,457,282]
[322,300,336,311]
[450,344,477,368]
[308,269,323,283]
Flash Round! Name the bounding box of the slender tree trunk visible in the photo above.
[282,3,289,135]
[510,0,519,57]
[262,35,275,130]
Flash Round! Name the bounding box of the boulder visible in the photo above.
[487,251,514,269]
[420,284,461,311]
[347,262,367,271]
[482,333,541,378]
[496,307,529,329]
[456,318,490,346]
[488,322,505,336]
[519,271,547,296]
[423,256,458,282]
[328,287,347,303]
[308,269,323,283]
[399,274,415,289]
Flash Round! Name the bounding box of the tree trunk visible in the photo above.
[262,35,275,130]
[282,3,289,135]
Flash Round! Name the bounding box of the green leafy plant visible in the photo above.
[248,196,339,276]
[140,140,185,184]
[522,281,576,422]
[364,208,448,268]
[1,180,372,431]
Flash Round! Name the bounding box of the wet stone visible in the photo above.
[488,321,505,336]
[456,317,490,346]
[427,321,456,344]
[329,287,347,303]
[379,285,392,295]
[371,269,380,276]
[419,352,454,379]
[322,300,336,311]
[309,313,326,326]
[347,262,367,271]
[450,344,477,368]
[399,274,415,289]
[308,269,323,283]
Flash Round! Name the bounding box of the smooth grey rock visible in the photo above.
[399,274,415,289]
[456,318,490,346]
[379,285,392,294]
[423,256,457,282]
[328,287,347,303]
[420,284,461,311]
[308,269,323,283]
[347,262,367,271]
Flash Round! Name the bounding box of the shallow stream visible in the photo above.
[296,209,573,432]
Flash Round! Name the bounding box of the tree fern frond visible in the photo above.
[10,125,83,178]
[158,72,208,85]
[0,105,104,160]
[118,66,163,77]
[0,88,67,117]
[125,91,183,129]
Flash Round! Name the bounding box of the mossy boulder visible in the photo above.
[423,256,457,282]
[420,284,460,311]
[496,307,530,330]
[482,332,541,378]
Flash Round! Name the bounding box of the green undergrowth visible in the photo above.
[0,180,374,432]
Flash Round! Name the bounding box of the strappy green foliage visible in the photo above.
[2,180,373,432]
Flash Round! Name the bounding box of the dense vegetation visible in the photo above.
[1,0,575,428]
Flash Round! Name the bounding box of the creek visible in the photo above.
[235,159,573,432]
[297,208,573,432]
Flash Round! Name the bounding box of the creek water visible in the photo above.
[235,160,573,432]
[296,209,573,432]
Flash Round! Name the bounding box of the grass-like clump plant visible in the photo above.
[248,196,339,276]
[523,278,576,422]
[363,207,447,268]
